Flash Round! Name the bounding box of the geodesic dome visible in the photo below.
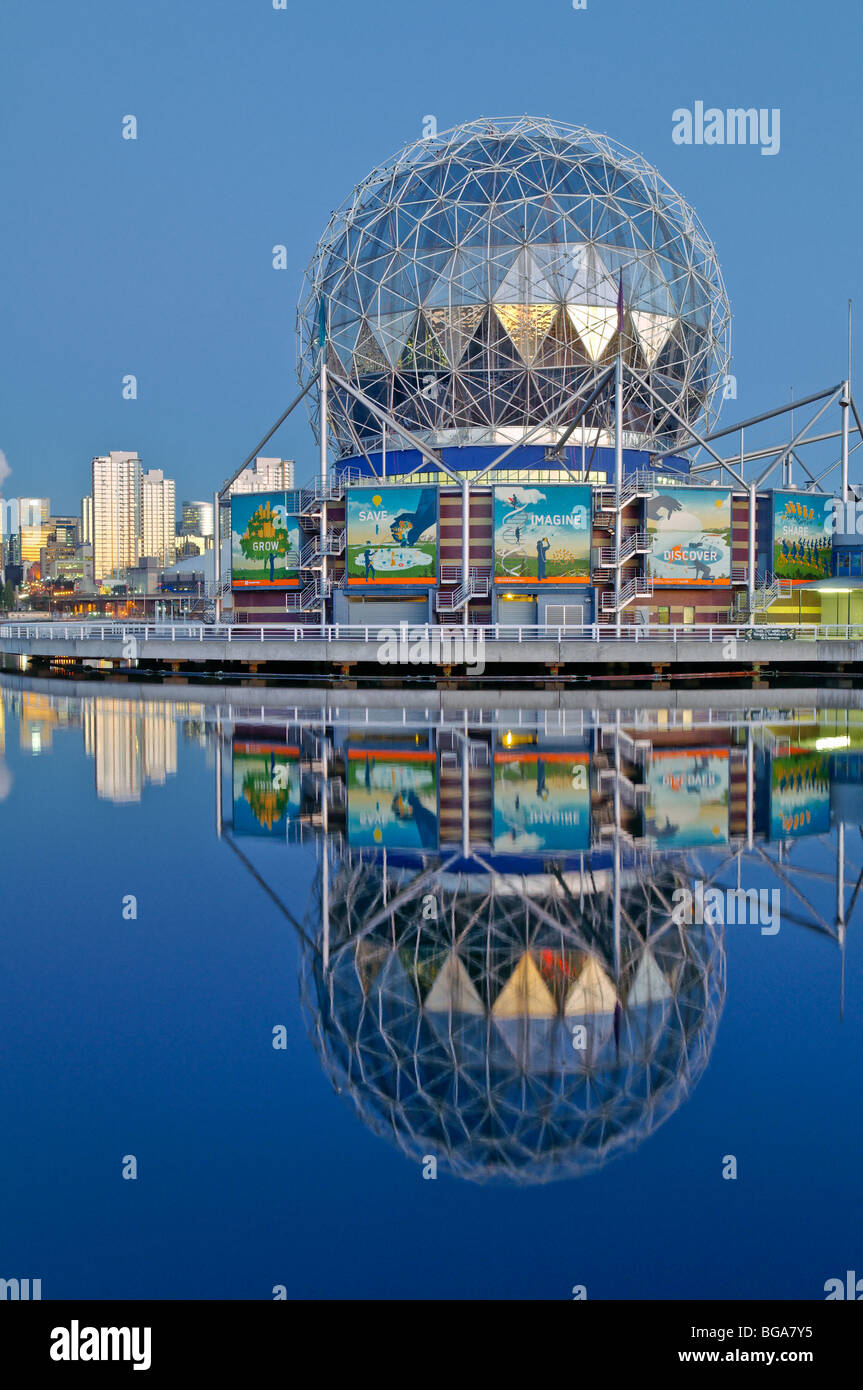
[300,856,725,1184]
[298,116,731,458]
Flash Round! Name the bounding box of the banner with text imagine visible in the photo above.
[493,484,591,584]
[493,751,590,852]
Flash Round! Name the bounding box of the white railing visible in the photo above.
[439,563,492,585]
[3,620,863,645]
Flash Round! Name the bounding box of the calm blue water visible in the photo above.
[1,679,860,1301]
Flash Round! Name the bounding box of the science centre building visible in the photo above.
[226,116,857,634]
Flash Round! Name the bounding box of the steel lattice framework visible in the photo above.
[298,116,732,459]
[300,855,725,1184]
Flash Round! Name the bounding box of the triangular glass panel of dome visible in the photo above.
[399,312,449,371]
[628,951,672,1007]
[493,1014,559,1073]
[355,938,390,995]
[631,312,676,367]
[564,955,618,1015]
[423,248,489,307]
[566,305,619,361]
[352,320,389,372]
[564,243,616,307]
[370,310,418,367]
[492,248,556,306]
[491,951,556,1018]
[425,305,485,365]
[424,952,485,1015]
[327,319,364,371]
[412,247,456,301]
[376,949,419,1020]
[529,243,577,300]
[630,258,675,317]
[325,343,344,379]
[493,304,558,364]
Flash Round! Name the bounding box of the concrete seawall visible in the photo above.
[3,629,863,671]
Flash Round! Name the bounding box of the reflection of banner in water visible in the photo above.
[769,750,831,839]
[772,490,833,583]
[644,749,729,847]
[232,743,301,836]
[493,752,590,851]
[493,484,591,584]
[346,749,439,850]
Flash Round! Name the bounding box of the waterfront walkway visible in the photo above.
[2,619,863,676]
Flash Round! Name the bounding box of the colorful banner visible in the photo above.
[346,486,437,585]
[769,751,831,839]
[493,484,591,584]
[347,750,439,849]
[230,492,301,588]
[232,742,301,837]
[493,752,590,852]
[644,749,729,847]
[772,491,833,581]
[645,486,731,585]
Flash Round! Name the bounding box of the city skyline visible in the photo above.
[0,454,295,590]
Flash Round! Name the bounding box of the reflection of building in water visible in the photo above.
[300,854,724,1184]
[207,704,858,1183]
[19,690,66,754]
[82,698,179,803]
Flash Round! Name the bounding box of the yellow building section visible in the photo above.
[760,585,863,629]
[757,591,821,624]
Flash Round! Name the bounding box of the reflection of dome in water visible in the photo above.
[301,859,725,1184]
[298,116,731,456]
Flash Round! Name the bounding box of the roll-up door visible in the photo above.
[347,596,430,626]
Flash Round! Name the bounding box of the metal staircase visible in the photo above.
[599,575,654,614]
[600,726,653,763]
[597,530,651,567]
[300,529,345,568]
[296,467,363,515]
[285,575,333,613]
[597,767,650,808]
[595,469,659,512]
[733,572,793,620]
[436,566,491,612]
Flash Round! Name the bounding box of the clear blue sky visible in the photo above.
[1,0,859,511]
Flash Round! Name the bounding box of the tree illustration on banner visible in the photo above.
[239,500,291,583]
